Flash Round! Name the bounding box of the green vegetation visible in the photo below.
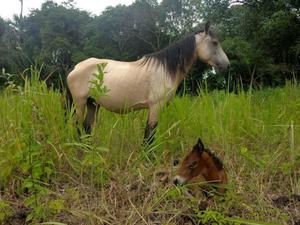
[0,0,299,224]
[0,70,299,224]
[89,63,109,100]
[0,0,299,91]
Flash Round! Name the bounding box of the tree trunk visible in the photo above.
[20,0,23,19]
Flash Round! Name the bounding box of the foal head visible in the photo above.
[173,138,227,193]
[195,22,229,72]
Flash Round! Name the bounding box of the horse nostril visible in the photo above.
[173,178,179,186]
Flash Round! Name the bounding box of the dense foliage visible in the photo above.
[0,0,299,92]
[0,70,299,224]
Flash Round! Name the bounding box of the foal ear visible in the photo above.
[197,138,204,150]
[194,138,204,152]
[204,21,210,34]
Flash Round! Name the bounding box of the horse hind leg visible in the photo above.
[83,97,99,134]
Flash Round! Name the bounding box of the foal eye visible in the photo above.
[188,162,197,170]
[173,159,179,166]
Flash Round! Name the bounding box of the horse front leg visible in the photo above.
[144,104,160,145]
[83,97,99,134]
[73,97,88,135]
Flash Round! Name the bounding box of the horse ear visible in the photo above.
[204,21,210,34]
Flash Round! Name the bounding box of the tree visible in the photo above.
[0,0,299,91]
[159,0,204,36]
[20,0,91,85]
[204,0,300,90]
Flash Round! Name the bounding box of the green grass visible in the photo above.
[0,69,299,224]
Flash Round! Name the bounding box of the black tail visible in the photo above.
[66,85,73,110]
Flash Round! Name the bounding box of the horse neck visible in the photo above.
[173,52,197,87]
[201,152,223,183]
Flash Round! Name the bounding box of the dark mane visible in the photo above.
[204,148,223,170]
[141,32,199,78]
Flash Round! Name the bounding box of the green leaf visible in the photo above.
[89,63,110,100]
[226,217,281,225]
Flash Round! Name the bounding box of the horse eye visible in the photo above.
[212,41,218,46]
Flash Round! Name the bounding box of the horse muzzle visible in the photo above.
[215,61,230,73]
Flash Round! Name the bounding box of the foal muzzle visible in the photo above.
[173,175,186,185]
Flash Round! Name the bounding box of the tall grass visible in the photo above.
[0,69,299,224]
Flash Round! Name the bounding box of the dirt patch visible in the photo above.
[272,194,300,224]
[2,204,30,225]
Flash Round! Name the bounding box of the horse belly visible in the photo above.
[99,96,148,113]
[96,68,150,113]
